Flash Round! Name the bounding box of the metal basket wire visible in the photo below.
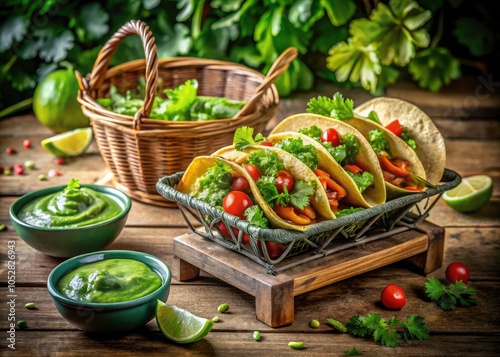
[156,168,461,274]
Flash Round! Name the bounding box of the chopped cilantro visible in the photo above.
[244,205,268,228]
[194,162,232,208]
[306,93,354,120]
[424,277,477,311]
[401,127,417,151]
[298,125,323,139]
[273,137,320,171]
[368,129,391,156]
[233,126,266,151]
[345,170,374,193]
[247,150,284,178]
[255,176,280,207]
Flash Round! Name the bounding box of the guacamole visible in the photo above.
[57,259,162,303]
[18,179,122,228]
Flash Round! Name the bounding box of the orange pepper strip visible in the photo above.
[295,205,316,220]
[273,205,311,225]
[378,155,409,178]
[328,199,339,213]
[345,164,362,175]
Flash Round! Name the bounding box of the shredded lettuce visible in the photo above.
[345,170,375,193]
[306,93,354,120]
[194,162,232,208]
[368,129,391,156]
[273,138,320,171]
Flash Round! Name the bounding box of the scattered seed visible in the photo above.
[48,169,61,177]
[288,341,304,350]
[24,160,36,170]
[54,157,65,165]
[212,316,219,323]
[217,303,229,313]
[17,320,27,330]
[6,147,16,155]
[23,139,32,149]
[253,331,261,341]
[38,174,47,181]
[25,303,36,309]
[309,319,320,328]
[13,164,24,175]
[0,224,6,232]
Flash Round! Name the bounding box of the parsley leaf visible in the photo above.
[288,180,314,209]
[247,150,284,178]
[343,347,362,356]
[306,93,354,120]
[256,176,280,207]
[234,126,266,151]
[368,129,391,156]
[424,277,477,310]
[79,3,109,40]
[401,127,417,151]
[194,161,232,208]
[346,170,374,193]
[0,17,27,51]
[452,17,495,57]
[39,30,74,63]
[298,125,323,139]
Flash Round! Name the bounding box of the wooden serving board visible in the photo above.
[172,220,445,328]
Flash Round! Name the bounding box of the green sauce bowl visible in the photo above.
[47,250,172,333]
[9,184,131,258]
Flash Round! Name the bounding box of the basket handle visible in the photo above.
[234,47,298,119]
[78,20,158,129]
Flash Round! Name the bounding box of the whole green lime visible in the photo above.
[33,69,89,133]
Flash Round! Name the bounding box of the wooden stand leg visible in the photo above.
[405,221,446,274]
[255,280,294,327]
[172,255,201,281]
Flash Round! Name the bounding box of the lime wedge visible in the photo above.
[41,127,93,157]
[443,175,493,212]
[156,300,213,344]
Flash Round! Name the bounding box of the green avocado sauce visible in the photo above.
[57,259,162,303]
[18,179,122,228]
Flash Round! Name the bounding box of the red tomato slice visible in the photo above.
[385,120,403,136]
[259,141,273,147]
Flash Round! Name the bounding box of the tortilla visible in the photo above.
[268,113,386,207]
[354,97,446,185]
[343,114,427,197]
[213,145,336,231]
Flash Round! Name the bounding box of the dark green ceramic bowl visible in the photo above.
[47,250,171,333]
[9,184,131,258]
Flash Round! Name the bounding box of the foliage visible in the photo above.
[1,0,497,113]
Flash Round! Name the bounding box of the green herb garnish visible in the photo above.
[233,126,266,151]
[306,93,354,120]
[424,277,477,311]
[273,137,319,172]
[194,161,232,208]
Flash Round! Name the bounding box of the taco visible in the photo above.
[268,113,386,208]
[305,93,428,197]
[212,143,336,231]
[353,97,446,185]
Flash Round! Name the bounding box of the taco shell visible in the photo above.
[213,145,336,231]
[354,97,446,185]
[268,113,386,207]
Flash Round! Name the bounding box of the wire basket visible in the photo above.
[156,168,461,274]
[76,20,295,206]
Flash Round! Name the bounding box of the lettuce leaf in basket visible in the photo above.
[97,78,245,121]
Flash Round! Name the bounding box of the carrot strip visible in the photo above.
[273,205,311,225]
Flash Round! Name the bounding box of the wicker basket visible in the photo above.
[76,20,296,206]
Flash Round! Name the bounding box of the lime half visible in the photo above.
[443,175,493,212]
[156,300,213,344]
[41,127,93,157]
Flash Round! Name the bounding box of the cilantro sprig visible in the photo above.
[424,277,477,311]
[233,126,266,151]
[328,313,430,348]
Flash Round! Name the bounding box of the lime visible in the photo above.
[443,175,493,212]
[41,127,93,157]
[156,300,213,344]
[33,69,89,133]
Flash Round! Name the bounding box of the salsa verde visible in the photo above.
[57,259,162,303]
[18,179,122,228]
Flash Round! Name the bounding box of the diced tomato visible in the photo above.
[259,141,273,147]
[385,120,403,136]
[403,186,423,191]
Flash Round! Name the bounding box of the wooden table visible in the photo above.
[1,82,499,356]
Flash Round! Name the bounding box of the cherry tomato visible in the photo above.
[222,191,253,219]
[23,139,32,148]
[275,170,294,193]
[380,284,406,310]
[260,141,273,147]
[259,241,285,260]
[320,128,341,147]
[231,176,250,192]
[243,164,262,182]
[446,262,470,284]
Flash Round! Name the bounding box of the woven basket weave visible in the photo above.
[76,20,296,206]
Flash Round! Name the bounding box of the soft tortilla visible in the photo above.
[354,97,446,185]
[268,113,386,207]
